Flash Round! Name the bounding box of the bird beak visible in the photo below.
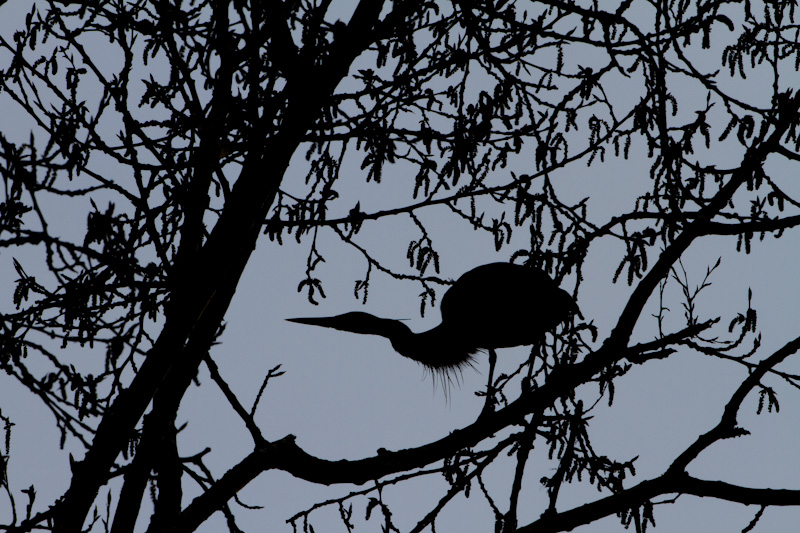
[286,313,392,335]
[286,317,331,327]
[286,316,353,331]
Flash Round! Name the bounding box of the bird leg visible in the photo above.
[480,348,498,417]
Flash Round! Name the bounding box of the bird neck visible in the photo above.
[390,324,478,372]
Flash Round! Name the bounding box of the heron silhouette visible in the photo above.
[288,263,579,384]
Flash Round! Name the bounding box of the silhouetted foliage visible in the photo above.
[1,1,799,532]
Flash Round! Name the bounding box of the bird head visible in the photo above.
[287,312,410,338]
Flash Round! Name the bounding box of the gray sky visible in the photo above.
[1,1,799,532]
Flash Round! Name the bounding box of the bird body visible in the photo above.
[287,263,578,374]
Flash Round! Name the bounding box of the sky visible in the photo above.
[1,1,799,532]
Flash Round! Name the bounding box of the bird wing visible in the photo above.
[440,263,576,348]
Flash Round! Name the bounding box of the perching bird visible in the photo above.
[287,263,579,378]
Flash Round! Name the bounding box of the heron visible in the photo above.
[287,263,579,383]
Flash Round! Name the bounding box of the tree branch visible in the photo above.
[668,333,800,473]
[602,90,800,353]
